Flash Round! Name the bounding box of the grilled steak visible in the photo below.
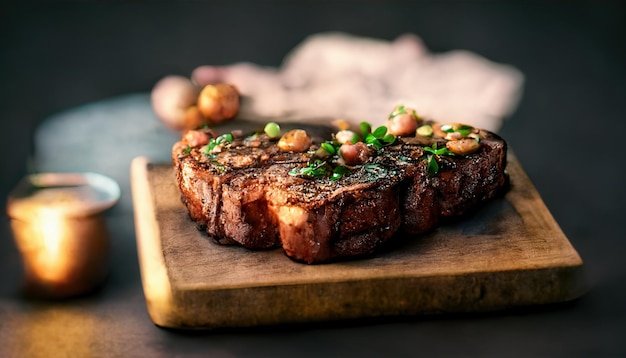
[172,119,508,264]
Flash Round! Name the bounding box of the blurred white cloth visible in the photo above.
[192,32,524,132]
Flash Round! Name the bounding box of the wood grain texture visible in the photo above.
[131,154,586,330]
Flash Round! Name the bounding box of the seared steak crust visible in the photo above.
[172,124,508,264]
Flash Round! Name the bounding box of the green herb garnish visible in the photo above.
[360,122,372,138]
[204,133,235,156]
[330,165,350,181]
[320,142,337,155]
[217,133,234,144]
[423,142,453,156]
[426,154,439,176]
[360,122,396,149]
[289,160,330,179]
[423,142,454,176]
[289,160,351,181]
[372,126,387,138]
[182,145,192,155]
[441,124,474,137]
[290,121,397,181]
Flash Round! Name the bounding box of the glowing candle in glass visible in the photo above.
[7,172,120,298]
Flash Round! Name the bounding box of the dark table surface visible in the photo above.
[1,2,625,357]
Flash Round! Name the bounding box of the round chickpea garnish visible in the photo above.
[446,138,480,155]
[339,142,372,166]
[335,130,358,144]
[277,129,313,153]
[388,106,421,137]
[183,129,211,147]
[431,122,446,138]
[444,131,463,141]
[388,113,417,137]
[440,123,476,140]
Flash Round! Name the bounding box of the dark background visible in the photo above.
[1,1,625,356]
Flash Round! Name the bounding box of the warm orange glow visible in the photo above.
[7,173,119,298]
[31,207,70,283]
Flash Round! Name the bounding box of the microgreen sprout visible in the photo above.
[320,142,337,155]
[330,165,350,181]
[425,154,439,176]
[290,121,397,181]
[360,122,396,149]
[292,138,354,180]
[289,160,330,179]
[372,126,388,138]
[423,142,454,176]
[360,122,372,138]
[423,143,453,156]
[217,133,234,144]
[289,160,352,181]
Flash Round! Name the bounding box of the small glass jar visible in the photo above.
[6,172,120,299]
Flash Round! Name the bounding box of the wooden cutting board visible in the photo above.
[131,154,586,330]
